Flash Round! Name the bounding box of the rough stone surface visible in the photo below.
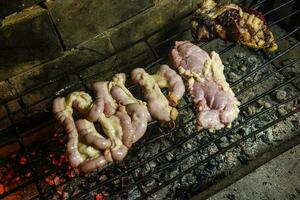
[5,49,92,97]
[5,41,153,101]
[0,81,13,99]
[21,75,80,106]
[0,6,63,81]
[114,41,154,73]
[0,105,7,119]
[6,74,81,125]
[0,0,43,18]
[0,106,11,132]
[76,32,115,61]
[0,117,11,132]
[0,39,155,129]
[81,41,155,86]
[208,144,300,200]
[47,0,155,48]
[80,56,119,81]
[110,0,192,50]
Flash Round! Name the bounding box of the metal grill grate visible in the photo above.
[0,0,299,199]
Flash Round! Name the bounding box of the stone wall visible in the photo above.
[0,0,197,136]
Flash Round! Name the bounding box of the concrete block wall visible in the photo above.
[0,0,197,135]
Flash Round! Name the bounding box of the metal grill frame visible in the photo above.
[0,0,300,199]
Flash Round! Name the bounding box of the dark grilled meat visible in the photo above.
[191,0,278,52]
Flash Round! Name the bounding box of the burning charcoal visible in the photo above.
[183,142,193,150]
[292,114,300,128]
[243,105,261,116]
[277,106,288,116]
[225,151,239,167]
[174,185,193,199]
[62,192,69,200]
[179,108,194,124]
[237,153,250,164]
[195,131,210,142]
[150,184,173,200]
[159,138,173,150]
[228,72,239,82]
[137,146,146,158]
[182,137,199,150]
[98,174,108,182]
[152,173,162,183]
[169,168,180,179]
[257,99,272,108]
[193,165,206,181]
[206,158,219,172]
[149,161,157,169]
[185,125,195,136]
[238,65,247,72]
[133,168,141,178]
[241,139,269,160]
[207,145,218,155]
[141,163,153,176]
[95,193,103,200]
[165,152,174,161]
[0,184,5,195]
[269,120,297,141]
[180,156,200,171]
[261,128,274,144]
[128,186,141,199]
[275,90,287,102]
[180,173,197,187]
[236,52,245,59]
[218,137,230,148]
[143,143,160,159]
[142,178,156,192]
[19,156,27,165]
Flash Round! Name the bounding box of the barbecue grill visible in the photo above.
[0,0,299,199]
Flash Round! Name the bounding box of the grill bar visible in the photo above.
[231,41,300,87]
[235,59,300,96]
[123,94,300,193]
[263,0,294,16]
[138,108,300,199]
[240,73,300,109]
[71,84,300,199]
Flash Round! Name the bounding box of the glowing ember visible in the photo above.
[19,156,27,165]
[7,169,14,180]
[14,176,21,182]
[67,166,75,178]
[102,191,109,197]
[0,184,5,195]
[54,176,60,186]
[95,193,103,200]
[25,172,31,177]
[45,176,55,186]
[56,185,64,195]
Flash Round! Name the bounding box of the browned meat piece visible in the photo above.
[191,0,278,52]
[170,41,240,131]
[53,66,184,172]
[76,119,111,151]
[131,65,185,123]
[75,119,109,173]
[87,81,117,122]
[153,65,185,106]
[109,73,151,148]
[53,92,93,167]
